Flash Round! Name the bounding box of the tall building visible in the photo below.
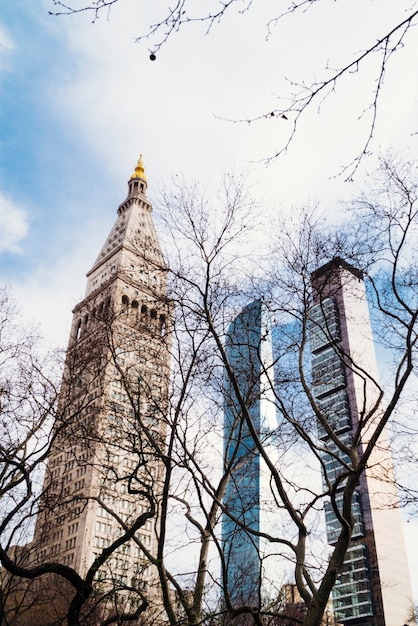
[309,258,413,626]
[223,300,282,612]
[31,156,172,621]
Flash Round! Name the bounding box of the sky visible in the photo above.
[1,0,418,600]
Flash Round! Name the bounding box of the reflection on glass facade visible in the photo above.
[332,545,374,621]
[309,296,374,623]
[223,300,279,608]
[309,259,414,626]
[223,301,263,607]
[222,260,413,625]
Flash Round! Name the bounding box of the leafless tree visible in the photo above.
[148,159,417,625]
[1,157,417,625]
[48,1,418,178]
[0,287,164,625]
[0,287,61,623]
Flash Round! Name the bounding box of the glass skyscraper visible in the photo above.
[309,259,413,626]
[222,300,281,610]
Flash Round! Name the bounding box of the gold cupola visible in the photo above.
[128,154,147,195]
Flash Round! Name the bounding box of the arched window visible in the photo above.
[150,309,157,321]
[122,295,129,306]
[83,313,89,326]
[131,300,139,309]
[75,320,82,341]
[141,304,148,315]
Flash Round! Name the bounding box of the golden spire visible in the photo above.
[130,154,147,181]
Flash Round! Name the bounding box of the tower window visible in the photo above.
[122,295,129,306]
[131,300,139,309]
[159,314,166,336]
[75,320,82,341]
[150,309,157,320]
[103,297,111,319]
[141,305,148,315]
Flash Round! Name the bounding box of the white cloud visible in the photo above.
[43,0,418,216]
[0,23,14,51]
[11,208,113,348]
[0,22,15,70]
[0,193,29,253]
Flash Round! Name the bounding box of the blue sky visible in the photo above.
[2,2,418,335]
[1,0,418,596]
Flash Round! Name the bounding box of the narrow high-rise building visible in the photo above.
[31,156,171,621]
[223,300,281,613]
[309,258,413,626]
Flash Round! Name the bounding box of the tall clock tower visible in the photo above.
[32,156,172,622]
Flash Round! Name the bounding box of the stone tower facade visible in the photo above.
[31,156,171,620]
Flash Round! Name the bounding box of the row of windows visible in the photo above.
[333,544,373,620]
[62,553,74,566]
[65,537,76,551]
[308,298,340,353]
[96,521,113,535]
[74,296,112,341]
[333,596,373,619]
[50,454,63,468]
[310,299,373,622]
[339,544,370,575]
[121,498,136,510]
[321,448,351,485]
[334,578,371,597]
[316,389,352,440]
[90,298,111,321]
[129,179,146,194]
[93,533,152,552]
[98,499,140,518]
[324,491,364,545]
[97,506,114,519]
[96,570,150,592]
[112,556,130,571]
[140,534,151,546]
[69,505,84,520]
[120,297,167,334]
[312,347,346,398]
[111,390,127,403]
[94,536,111,549]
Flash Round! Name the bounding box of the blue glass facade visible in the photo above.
[222,261,413,624]
[223,300,265,607]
